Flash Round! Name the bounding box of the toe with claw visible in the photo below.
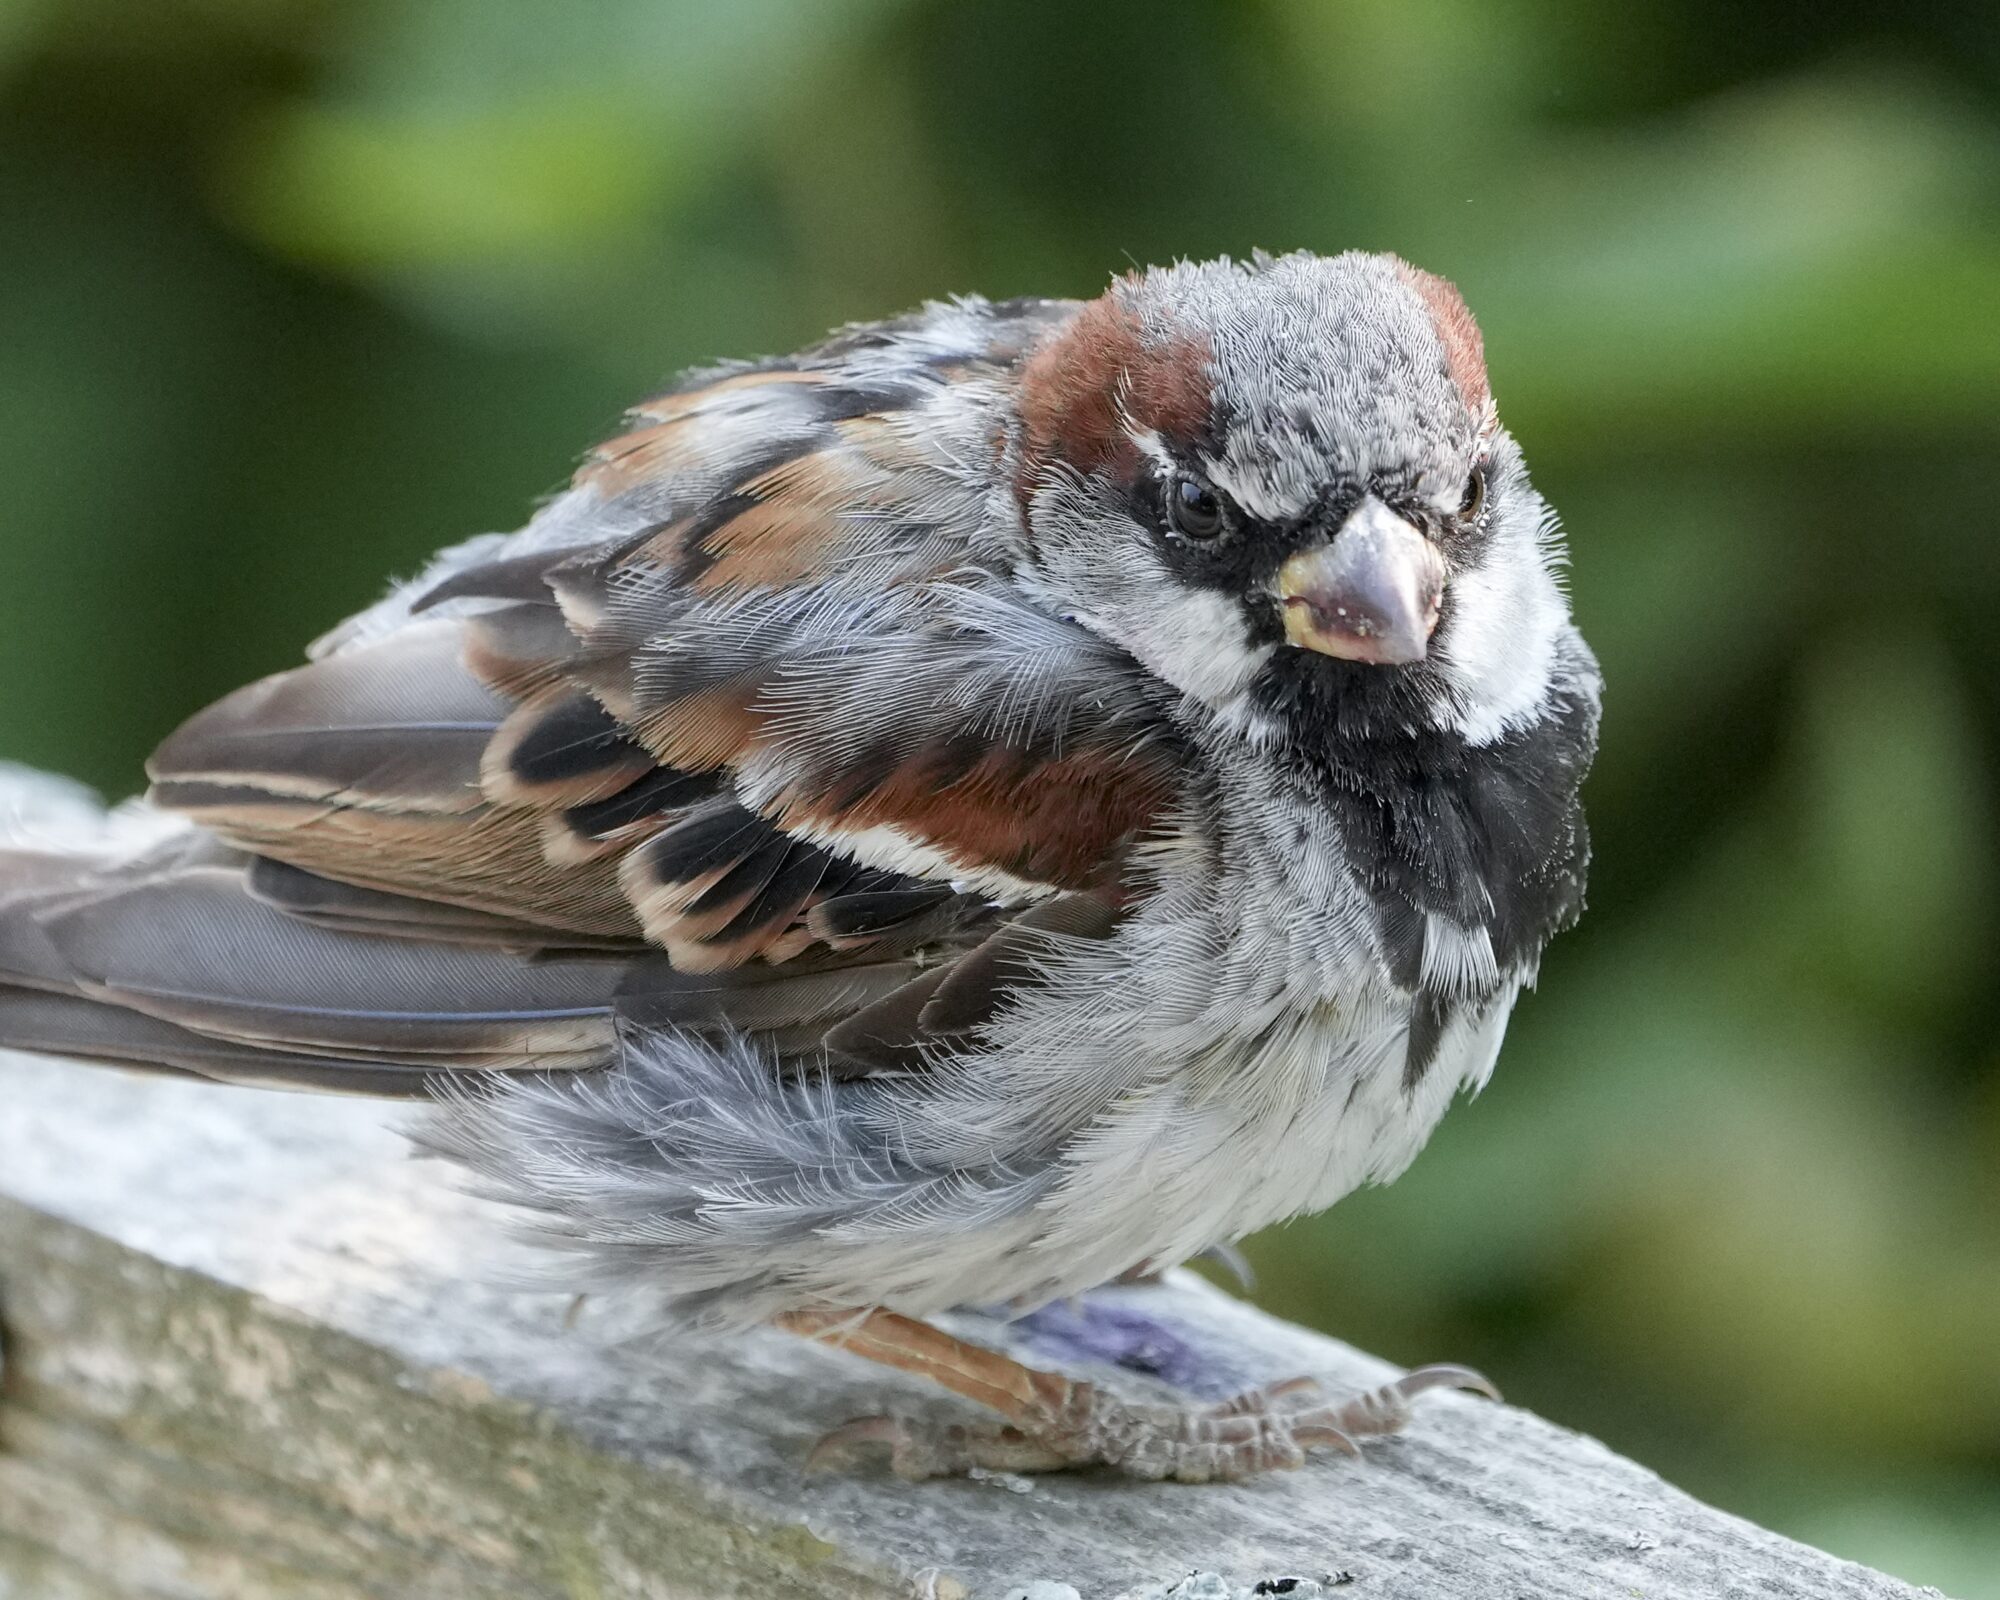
[808,1363,1499,1483]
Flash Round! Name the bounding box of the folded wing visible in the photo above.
[0,296,1184,1093]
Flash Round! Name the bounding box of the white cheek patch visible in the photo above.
[1030,509,1278,722]
[1439,502,1567,746]
[1102,583,1276,713]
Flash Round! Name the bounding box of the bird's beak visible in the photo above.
[1276,498,1446,665]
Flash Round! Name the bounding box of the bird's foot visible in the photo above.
[809,1363,1496,1483]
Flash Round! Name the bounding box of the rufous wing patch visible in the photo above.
[691,447,890,592]
[629,367,832,423]
[578,369,832,496]
[772,738,1176,893]
[632,681,770,774]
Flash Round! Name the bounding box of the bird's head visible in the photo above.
[1010,250,1573,745]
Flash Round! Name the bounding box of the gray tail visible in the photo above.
[0,764,630,1096]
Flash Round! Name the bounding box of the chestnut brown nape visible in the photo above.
[1014,288,1214,488]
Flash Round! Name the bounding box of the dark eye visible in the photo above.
[1166,476,1225,540]
[1459,463,1488,520]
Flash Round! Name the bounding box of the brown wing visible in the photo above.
[0,296,1181,1093]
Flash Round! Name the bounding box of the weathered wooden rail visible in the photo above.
[0,1046,1945,1600]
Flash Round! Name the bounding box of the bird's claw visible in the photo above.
[805,1362,1496,1482]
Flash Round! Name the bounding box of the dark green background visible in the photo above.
[2,2,1995,1589]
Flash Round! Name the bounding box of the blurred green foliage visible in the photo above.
[1,0,1996,1589]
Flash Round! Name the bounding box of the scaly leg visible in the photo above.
[777,1307,1495,1483]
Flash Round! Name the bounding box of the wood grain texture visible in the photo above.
[0,1047,1950,1600]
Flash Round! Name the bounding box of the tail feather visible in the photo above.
[0,765,629,1092]
[37,865,626,1065]
[0,988,459,1094]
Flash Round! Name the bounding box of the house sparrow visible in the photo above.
[0,250,1598,1481]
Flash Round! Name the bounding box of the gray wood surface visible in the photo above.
[0,1048,1948,1600]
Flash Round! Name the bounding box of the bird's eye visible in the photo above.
[1167,476,1225,540]
[1459,463,1488,520]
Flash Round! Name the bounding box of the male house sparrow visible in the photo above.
[0,251,1598,1481]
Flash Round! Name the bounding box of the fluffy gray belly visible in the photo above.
[424,968,1513,1330]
